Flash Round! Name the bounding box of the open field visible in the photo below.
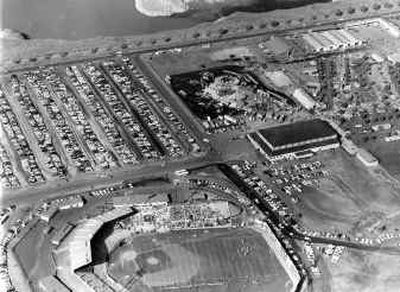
[298,149,400,233]
[145,36,263,79]
[107,227,290,292]
[327,249,400,292]
[299,184,361,231]
[364,140,400,180]
[13,221,54,281]
[211,132,260,162]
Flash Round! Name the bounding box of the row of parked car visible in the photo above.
[120,56,201,153]
[65,65,138,165]
[0,89,44,185]
[263,160,328,201]
[82,62,161,161]
[0,143,20,189]
[228,160,308,278]
[23,70,93,173]
[9,75,67,178]
[43,66,118,170]
[1,52,202,187]
[188,177,236,195]
[103,59,185,158]
[78,271,114,292]
[231,161,295,225]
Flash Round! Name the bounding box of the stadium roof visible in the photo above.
[38,276,71,292]
[113,193,169,206]
[258,119,338,148]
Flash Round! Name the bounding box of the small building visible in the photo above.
[371,53,384,63]
[292,88,317,110]
[58,196,84,210]
[372,123,391,132]
[39,206,58,223]
[384,130,400,142]
[356,149,379,167]
[174,169,189,176]
[265,71,293,88]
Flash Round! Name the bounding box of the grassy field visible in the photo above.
[145,38,257,79]
[13,221,54,281]
[327,249,400,292]
[298,149,400,234]
[364,140,400,180]
[107,227,290,292]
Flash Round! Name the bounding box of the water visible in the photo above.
[2,0,330,40]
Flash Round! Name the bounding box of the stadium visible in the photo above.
[106,227,291,292]
[39,194,295,292]
[248,119,340,160]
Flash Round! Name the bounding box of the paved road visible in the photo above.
[1,153,224,207]
[217,164,400,254]
[6,9,400,75]
[5,155,397,256]
[133,55,207,142]
[4,9,400,292]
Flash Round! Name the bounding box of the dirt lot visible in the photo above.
[298,149,400,234]
[327,249,400,292]
[364,140,400,180]
[13,221,54,281]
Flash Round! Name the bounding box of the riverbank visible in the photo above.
[2,0,399,73]
[3,0,329,40]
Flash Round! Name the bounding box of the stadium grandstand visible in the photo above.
[76,270,114,292]
[53,207,133,292]
[38,275,71,292]
[112,193,169,208]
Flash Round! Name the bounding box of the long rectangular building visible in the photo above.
[303,29,364,53]
[248,119,340,160]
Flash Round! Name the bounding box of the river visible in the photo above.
[2,0,330,40]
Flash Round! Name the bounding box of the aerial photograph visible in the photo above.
[3,0,400,291]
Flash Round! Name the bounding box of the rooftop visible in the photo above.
[258,119,338,148]
[38,276,71,292]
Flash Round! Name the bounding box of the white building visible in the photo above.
[292,88,317,110]
[356,149,379,167]
[303,29,364,53]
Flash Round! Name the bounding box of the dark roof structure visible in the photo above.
[258,119,338,148]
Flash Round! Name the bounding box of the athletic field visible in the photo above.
[107,227,290,292]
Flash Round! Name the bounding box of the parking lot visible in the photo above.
[0,55,202,189]
[0,87,45,185]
